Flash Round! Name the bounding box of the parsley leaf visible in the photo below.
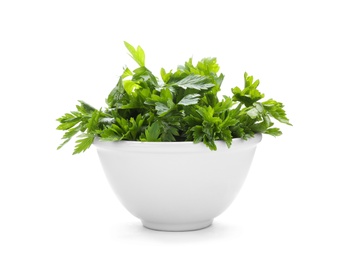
[124,41,145,67]
[57,42,291,154]
[73,134,95,155]
[144,121,161,141]
[173,74,215,90]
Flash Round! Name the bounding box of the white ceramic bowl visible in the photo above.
[94,134,262,231]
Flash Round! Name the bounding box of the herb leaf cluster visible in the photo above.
[57,42,291,154]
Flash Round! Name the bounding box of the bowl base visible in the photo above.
[142,219,213,232]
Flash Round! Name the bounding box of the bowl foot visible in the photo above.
[142,219,213,232]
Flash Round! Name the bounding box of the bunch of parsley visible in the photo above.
[57,42,291,154]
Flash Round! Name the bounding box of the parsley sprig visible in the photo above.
[57,42,291,154]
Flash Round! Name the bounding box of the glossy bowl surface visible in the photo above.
[94,134,262,231]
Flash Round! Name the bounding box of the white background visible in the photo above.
[1,0,356,259]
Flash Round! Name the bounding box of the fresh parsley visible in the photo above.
[57,42,291,154]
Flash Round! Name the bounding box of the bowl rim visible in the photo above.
[93,133,262,153]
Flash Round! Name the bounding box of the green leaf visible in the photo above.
[122,67,133,78]
[178,94,201,106]
[250,115,272,133]
[99,117,115,125]
[191,125,204,143]
[56,116,81,130]
[123,80,141,95]
[100,127,123,141]
[115,117,130,133]
[214,96,233,114]
[128,114,145,139]
[265,127,282,136]
[132,66,159,89]
[155,102,171,116]
[57,42,291,154]
[262,99,292,125]
[106,76,125,107]
[161,68,172,83]
[196,57,220,74]
[201,92,218,107]
[57,126,80,150]
[203,135,217,151]
[232,86,253,106]
[247,107,259,119]
[57,138,71,150]
[78,100,96,114]
[144,121,161,141]
[232,73,264,107]
[160,87,173,100]
[220,129,233,148]
[219,116,238,129]
[160,121,179,142]
[73,134,95,154]
[174,74,215,90]
[87,110,100,132]
[197,106,221,124]
[124,41,145,67]
[246,103,264,119]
